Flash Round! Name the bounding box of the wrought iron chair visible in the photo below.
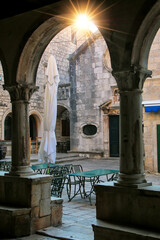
[31,163,49,174]
[49,166,69,198]
[67,164,84,201]
[0,161,11,171]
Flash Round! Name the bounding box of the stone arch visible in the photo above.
[57,103,71,113]
[56,104,70,153]
[1,108,12,140]
[132,0,160,70]
[16,17,68,85]
[0,49,9,84]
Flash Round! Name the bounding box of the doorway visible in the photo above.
[29,115,37,140]
[157,125,160,172]
[4,113,12,140]
[109,115,119,157]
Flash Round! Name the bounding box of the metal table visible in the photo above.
[31,163,61,174]
[67,169,119,204]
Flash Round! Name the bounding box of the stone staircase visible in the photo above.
[30,153,88,164]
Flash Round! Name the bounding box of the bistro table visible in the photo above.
[67,168,119,204]
[31,163,61,174]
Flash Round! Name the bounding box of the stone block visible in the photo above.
[31,206,39,218]
[41,182,51,200]
[0,175,31,207]
[0,206,31,238]
[34,215,51,231]
[51,197,63,226]
[40,198,51,217]
[95,182,160,232]
[31,183,41,207]
[0,174,53,237]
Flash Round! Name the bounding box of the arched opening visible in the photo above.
[142,28,160,173]
[4,113,12,140]
[56,105,70,153]
[29,115,37,140]
[36,23,117,158]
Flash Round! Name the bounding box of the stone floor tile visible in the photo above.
[10,234,58,240]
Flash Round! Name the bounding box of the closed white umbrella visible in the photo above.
[38,55,60,163]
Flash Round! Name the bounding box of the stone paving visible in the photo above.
[7,158,160,240]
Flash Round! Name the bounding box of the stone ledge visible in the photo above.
[93,220,160,240]
[95,181,160,197]
[69,150,103,159]
[0,172,53,184]
[51,196,63,204]
[0,206,31,215]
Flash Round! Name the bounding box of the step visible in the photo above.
[92,220,160,240]
[30,155,87,164]
[0,206,31,238]
[56,156,88,163]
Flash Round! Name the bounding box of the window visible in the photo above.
[82,124,97,136]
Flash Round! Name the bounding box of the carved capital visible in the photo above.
[113,65,152,91]
[3,84,39,102]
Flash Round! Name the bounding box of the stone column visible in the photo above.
[113,67,152,187]
[4,83,38,176]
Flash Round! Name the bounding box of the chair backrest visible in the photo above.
[32,164,48,170]
[50,166,68,197]
[71,164,83,173]
[32,164,48,174]
[64,164,73,173]
[0,161,12,171]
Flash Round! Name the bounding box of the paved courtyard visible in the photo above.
[9,158,160,240]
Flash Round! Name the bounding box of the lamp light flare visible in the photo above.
[75,14,98,33]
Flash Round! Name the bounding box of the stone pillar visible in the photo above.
[4,83,38,176]
[113,67,152,187]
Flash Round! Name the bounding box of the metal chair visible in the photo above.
[64,164,73,173]
[50,166,68,198]
[31,163,49,174]
[67,164,83,201]
[71,164,83,173]
[0,161,12,171]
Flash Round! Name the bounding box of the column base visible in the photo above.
[95,182,160,231]
[0,173,55,238]
[114,173,152,188]
[6,165,35,176]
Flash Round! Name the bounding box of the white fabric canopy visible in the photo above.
[38,55,60,163]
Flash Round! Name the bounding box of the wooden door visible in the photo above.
[157,125,160,172]
[109,115,119,157]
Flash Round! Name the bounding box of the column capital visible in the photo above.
[112,65,152,91]
[3,83,39,102]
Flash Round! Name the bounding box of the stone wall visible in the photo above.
[0,26,118,158]
[69,33,117,154]
[143,28,160,172]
